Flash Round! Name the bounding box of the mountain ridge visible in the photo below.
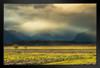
[4,30,96,42]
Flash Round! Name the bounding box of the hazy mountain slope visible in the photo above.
[4,30,96,42]
[4,30,20,42]
[73,32,96,42]
[4,30,32,42]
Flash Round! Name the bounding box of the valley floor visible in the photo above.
[4,45,96,65]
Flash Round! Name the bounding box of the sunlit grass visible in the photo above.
[4,46,96,49]
[44,58,96,65]
[4,45,96,65]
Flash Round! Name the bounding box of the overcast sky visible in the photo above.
[4,4,96,39]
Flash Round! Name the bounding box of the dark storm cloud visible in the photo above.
[70,13,96,30]
[4,21,20,30]
[4,4,96,38]
[33,4,48,9]
[4,4,34,10]
[4,4,19,10]
[69,6,96,34]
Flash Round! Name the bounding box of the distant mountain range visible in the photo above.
[4,30,73,42]
[4,30,96,42]
[73,32,96,42]
[4,30,32,42]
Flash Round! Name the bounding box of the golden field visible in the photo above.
[4,45,96,49]
[4,45,96,65]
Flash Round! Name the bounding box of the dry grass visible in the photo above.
[4,45,96,49]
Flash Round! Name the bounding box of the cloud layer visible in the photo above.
[4,4,96,39]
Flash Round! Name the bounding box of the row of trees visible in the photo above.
[5,40,77,46]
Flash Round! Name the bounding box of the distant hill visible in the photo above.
[4,30,32,42]
[73,32,96,42]
[4,30,96,46]
[31,33,54,40]
[4,30,73,42]
[31,33,73,41]
[4,40,96,46]
[4,30,20,42]
[4,30,96,43]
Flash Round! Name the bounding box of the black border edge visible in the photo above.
[0,0,99,68]
[96,1,100,68]
[0,0,4,67]
[4,0,97,3]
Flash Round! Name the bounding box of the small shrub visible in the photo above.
[13,44,19,50]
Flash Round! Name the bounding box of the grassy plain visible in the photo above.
[4,45,96,49]
[4,45,96,65]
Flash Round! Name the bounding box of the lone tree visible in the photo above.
[25,46,27,52]
[25,46,27,49]
[13,44,19,50]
